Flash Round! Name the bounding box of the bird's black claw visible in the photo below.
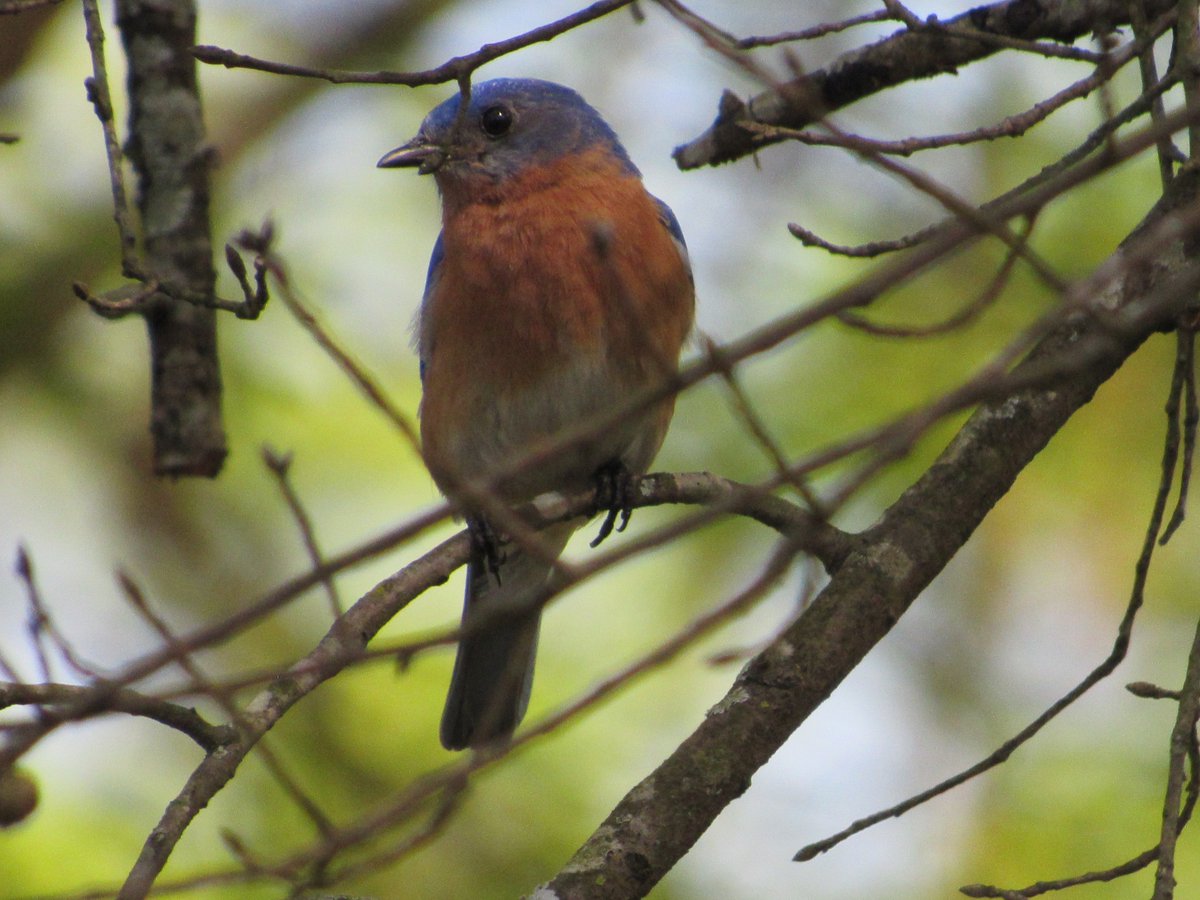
[590,461,636,548]
[467,516,505,584]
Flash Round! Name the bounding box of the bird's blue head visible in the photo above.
[377,78,639,185]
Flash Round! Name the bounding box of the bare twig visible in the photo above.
[1152,611,1200,899]
[836,217,1031,337]
[0,681,233,751]
[1160,328,1197,543]
[776,124,1067,291]
[251,245,419,453]
[1129,0,1180,183]
[263,446,342,618]
[15,546,97,680]
[16,547,53,685]
[738,9,891,47]
[796,181,1200,862]
[81,0,141,279]
[962,846,1161,898]
[192,0,637,85]
[957,252,1200,899]
[760,40,1172,162]
[700,334,827,515]
[964,691,1200,898]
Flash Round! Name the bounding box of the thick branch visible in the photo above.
[115,0,226,476]
[536,165,1200,899]
[674,0,1176,169]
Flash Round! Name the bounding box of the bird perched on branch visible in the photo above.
[379,78,694,750]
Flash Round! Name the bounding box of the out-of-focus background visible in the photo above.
[1,1,1197,897]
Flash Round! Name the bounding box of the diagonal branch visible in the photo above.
[674,0,1176,169]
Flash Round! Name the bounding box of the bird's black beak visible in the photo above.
[377,136,446,175]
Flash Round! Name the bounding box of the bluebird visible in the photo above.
[378,78,694,750]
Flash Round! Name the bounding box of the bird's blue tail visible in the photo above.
[440,524,573,750]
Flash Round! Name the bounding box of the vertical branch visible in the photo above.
[1152,0,1200,852]
[1129,0,1179,182]
[114,0,227,476]
[1176,0,1200,154]
[1152,615,1200,899]
[81,0,140,277]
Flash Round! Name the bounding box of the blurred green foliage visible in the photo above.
[1,2,1198,898]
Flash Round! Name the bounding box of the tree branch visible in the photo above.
[111,0,227,476]
[674,0,1176,169]
[191,0,636,86]
[0,681,234,752]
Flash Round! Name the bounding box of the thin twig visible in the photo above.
[80,0,141,279]
[16,548,53,685]
[263,446,342,618]
[192,0,636,85]
[738,9,891,47]
[699,335,827,515]
[1152,612,1200,898]
[1161,329,1197,543]
[1129,0,1180,183]
[15,546,97,679]
[964,660,1200,898]
[252,248,419,452]
[0,681,233,751]
[923,21,1107,64]
[836,216,1033,338]
[962,846,1161,898]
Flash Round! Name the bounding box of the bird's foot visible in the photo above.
[467,516,505,584]
[590,460,636,548]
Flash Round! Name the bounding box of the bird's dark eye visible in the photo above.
[480,105,513,137]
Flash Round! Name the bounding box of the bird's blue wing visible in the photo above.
[415,231,445,383]
[652,195,691,282]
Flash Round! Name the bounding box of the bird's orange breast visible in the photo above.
[419,147,694,494]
